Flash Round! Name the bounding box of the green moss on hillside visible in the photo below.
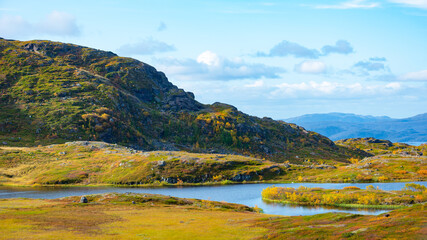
[0,38,368,163]
[335,137,427,156]
[0,142,295,186]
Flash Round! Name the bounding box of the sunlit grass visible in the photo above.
[1,194,425,239]
[262,184,427,209]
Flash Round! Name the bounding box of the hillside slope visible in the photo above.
[286,112,427,142]
[0,141,291,185]
[0,38,367,163]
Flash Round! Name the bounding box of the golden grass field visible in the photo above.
[0,193,426,240]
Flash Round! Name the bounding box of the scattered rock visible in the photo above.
[80,196,88,203]
[231,173,252,182]
[280,163,291,168]
[351,227,368,234]
[161,177,177,183]
[308,164,337,170]
[157,160,166,167]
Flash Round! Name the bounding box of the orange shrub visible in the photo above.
[417,169,427,176]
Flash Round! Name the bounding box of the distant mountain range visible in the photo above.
[285,113,427,142]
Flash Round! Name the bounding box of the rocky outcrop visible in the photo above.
[163,89,204,111]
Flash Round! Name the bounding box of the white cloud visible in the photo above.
[38,11,80,36]
[321,40,354,55]
[257,39,353,58]
[197,51,221,66]
[245,80,265,88]
[315,0,380,9]
[271,81,402,98]
[388,0,427,9]
[400,70,427,81]
[257,40,320,58]
[294,60,327,74]
[314,0,427,9]
[154,51,285,81]
[117,38,175,55]
[385,82,402,90]
[354,60,385,71]
[0,11,80,38]
[0,15,31,37]
[374,70,427,82]
[369,57,387,61]
[349,58,391,77]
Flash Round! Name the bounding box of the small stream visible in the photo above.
[1,182,425,216]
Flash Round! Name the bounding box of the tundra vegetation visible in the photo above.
[0,38,426,239]
[0,38,368,163]
[0,140,425,187]
[261,183,427,209]
[0,141,290,186]
[0,193,425,239]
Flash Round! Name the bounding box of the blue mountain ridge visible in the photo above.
[285,113,427,142]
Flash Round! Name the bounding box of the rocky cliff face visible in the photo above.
[20,40,203,111]
[0,38,369,163]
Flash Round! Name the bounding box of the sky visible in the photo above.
[0,0,426,119]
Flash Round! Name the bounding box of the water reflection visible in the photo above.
[263,200,388,213]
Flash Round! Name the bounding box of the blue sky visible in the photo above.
[1,0,426,119]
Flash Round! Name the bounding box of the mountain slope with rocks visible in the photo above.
[0,38,368,163]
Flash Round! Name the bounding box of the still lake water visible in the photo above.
[1,182,425,216]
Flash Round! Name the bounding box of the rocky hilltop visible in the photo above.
[0,38,368,163]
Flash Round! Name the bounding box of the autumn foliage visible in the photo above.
[262,184,427,208]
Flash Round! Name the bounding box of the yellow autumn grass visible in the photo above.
[0,195,270,240]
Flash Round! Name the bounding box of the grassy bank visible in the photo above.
[262,198,405,210]
[0,193,268,240]
[1,141,425,187]
[262,184,427,209]
[0,141,290,186]
[0,193,426,239]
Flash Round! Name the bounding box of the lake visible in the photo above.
[1,182,425,216]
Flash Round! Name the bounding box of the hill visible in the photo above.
[285,112,427,142]
[0,38,367,163]
[1,140,424,186]
[335,137,427,156]
[0,141,290,185]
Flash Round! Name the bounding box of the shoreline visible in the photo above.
[0,180,425,189]
[262,198,406,210]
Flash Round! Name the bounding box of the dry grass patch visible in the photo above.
[0,193,270,240]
